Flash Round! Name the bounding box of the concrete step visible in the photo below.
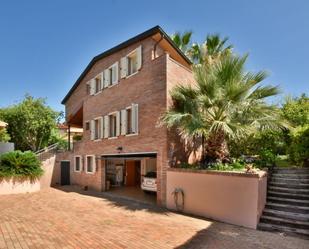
[266,202,309,214]
[268,186,309,194]
[268,191,309,201]
[258,222,309,240]
[269,181,309,189]
[271,173,309,179]
[267,196,309,207]
[260,215,309,230]
[262,208,309,222]
[271,177,309,184]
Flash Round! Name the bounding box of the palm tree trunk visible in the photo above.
[204,132,229,162]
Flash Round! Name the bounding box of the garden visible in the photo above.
[163,32,309,172]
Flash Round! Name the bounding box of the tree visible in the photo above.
[281,94,309,126]
[161,54,287,163]
[0,95,61,151]
[170,31,193,55]
[0,128,10,142]
[189,34,233,65]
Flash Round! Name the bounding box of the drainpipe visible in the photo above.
[68,124,71,151]
[153,33,164,59]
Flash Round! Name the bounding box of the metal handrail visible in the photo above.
[35,143,59,156]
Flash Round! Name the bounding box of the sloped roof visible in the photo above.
[61,25,191,104]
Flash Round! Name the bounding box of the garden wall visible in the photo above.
[0,142,14,155]
[166,168,267,229]
[0,178,40,195]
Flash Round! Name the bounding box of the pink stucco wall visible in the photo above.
[166,168,267,229]
[0,178,40,195]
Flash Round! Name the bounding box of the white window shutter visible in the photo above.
[120,109,127,135]
[90,120,95,140]
[113,62,119,84]
[100,72,104,90]
[89,80,95,95]
[116,111,120,136]
[104,115,109,138]
[103,69,110,88]
[120,57,127,78]
[132,104,139,134]
[99,117,104,139]
[136,45,142,70]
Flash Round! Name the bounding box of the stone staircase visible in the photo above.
[258,167,309,239]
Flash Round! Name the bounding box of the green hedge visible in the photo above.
[0,151,43,180]
[288,125,309,166]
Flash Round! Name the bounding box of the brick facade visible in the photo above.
[60,31,194,205]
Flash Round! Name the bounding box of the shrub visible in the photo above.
[73,134,82,141]
[288,125,309,166]
[0,128,10,142]
[0,150,43,179]
[255,149,277,168]
[57,139,68,150]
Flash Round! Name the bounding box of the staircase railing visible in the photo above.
[35,143,58,161]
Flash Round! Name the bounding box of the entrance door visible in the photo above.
[61,161,70,185]
[125,161,136,186]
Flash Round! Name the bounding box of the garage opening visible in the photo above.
[103,153,157,204]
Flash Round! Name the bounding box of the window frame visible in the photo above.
[93,117,101,141]
[108,112,118,138]
[85,155,96,174]
[108,62,118,86]
[127,50,138,76]
[74,155,82,173]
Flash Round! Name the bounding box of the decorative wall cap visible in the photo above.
[167,167,267,178]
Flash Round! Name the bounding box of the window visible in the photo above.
[86,155,96,174]
[74,156,82,172]
[105,62,118,86]
[85,121,90,131]
[120,104,138,136]
[94,119,100,140]
[126,108,133,134]
[94,77,101,94]
[109,114,117,137]
[127,51,138,76]
[121,46,142,78]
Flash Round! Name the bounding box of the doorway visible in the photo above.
[60,161,70,185]
[125,160,141,186]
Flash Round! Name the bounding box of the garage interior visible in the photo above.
[103,153,157,204]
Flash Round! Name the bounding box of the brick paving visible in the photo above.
[0,187,308,249]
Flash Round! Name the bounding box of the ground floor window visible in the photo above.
[74,156,82,172]
[86,155,96,174]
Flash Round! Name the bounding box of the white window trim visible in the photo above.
[85,155,96,174]
[108,62,119,85]
[74,156,82,173]
[108,111,118,138]
[85,120,90,131]
[93,117,102,141]
[93,75,102,95]
[125,71,139,79]
[125,104,139,136]
[125,47,141,78]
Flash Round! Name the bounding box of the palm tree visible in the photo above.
[171,31,193,56]
[189,34,233,65]
[161,54,287,163]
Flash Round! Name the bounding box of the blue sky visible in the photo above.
[0,0,308,112]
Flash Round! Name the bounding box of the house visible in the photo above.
[60,26,195,205]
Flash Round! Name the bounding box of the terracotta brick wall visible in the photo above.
[62,37,194,205]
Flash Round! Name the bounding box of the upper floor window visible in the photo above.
[121,46,142,78]
[121,104,139,135]
[90,117,103,140]
[104,62,119,87]
[127,51,138,75]
[89,73,103,95]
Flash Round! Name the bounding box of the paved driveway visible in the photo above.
[0,187,307,249]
